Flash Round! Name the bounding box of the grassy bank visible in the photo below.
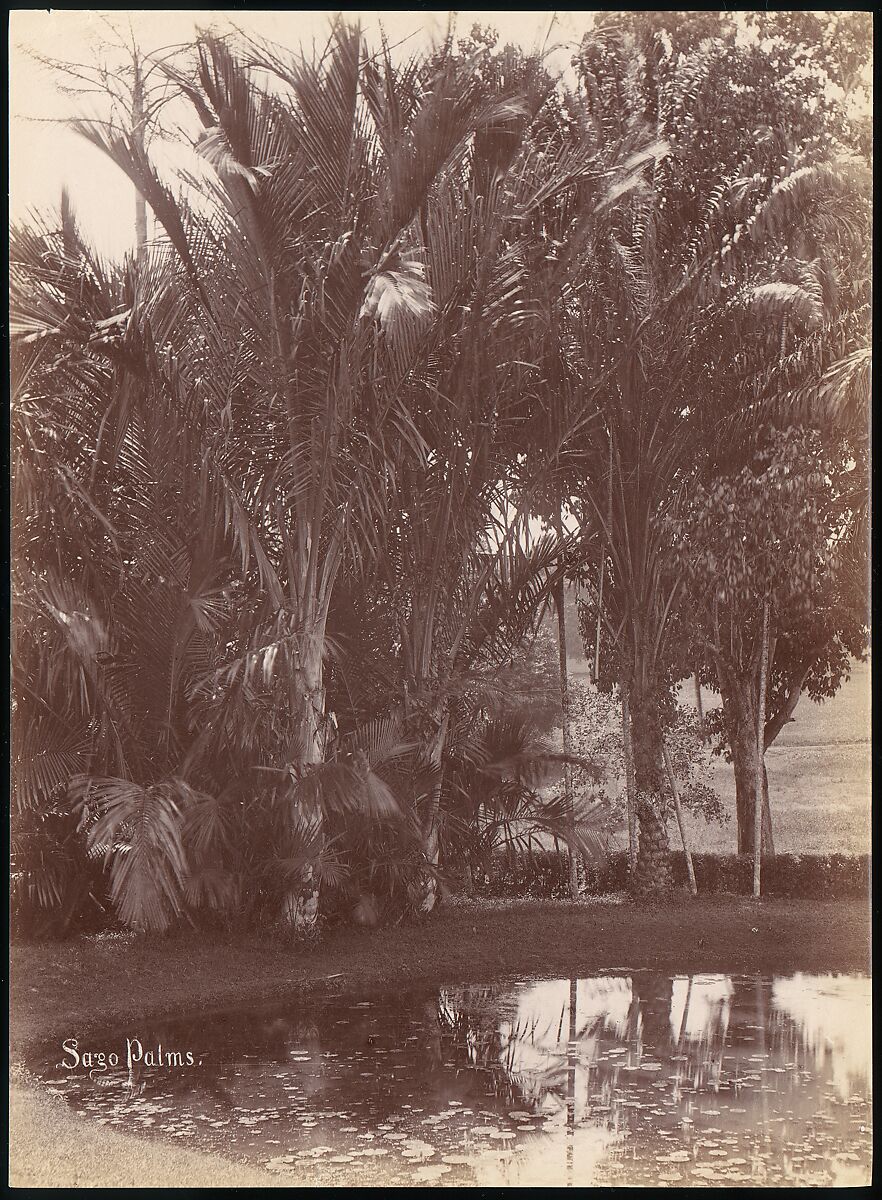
[11,895,871,1052]
[679,660,871,856]
[9,1081,280,1188]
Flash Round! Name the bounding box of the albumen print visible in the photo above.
[9,9,872,1188]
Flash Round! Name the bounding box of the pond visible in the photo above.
[33,971,871,1187]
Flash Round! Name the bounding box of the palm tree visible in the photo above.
[67,25,574,926]
[11,195,242,930]
[322,33,670,910]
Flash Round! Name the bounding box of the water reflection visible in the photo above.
[35,971,871,1187]
[772,974,872,1100]
[670,974,733,1044]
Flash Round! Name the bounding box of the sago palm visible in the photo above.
[13,25,600,930]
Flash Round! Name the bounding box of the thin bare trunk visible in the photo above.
[132,57,148,253]
[553,512,579,899]
[594,555,604,682]
[753,598,770,898]
[595,432,612,684]
[761,765,775,856]
[693,671,704,723]
[663,743,697,896]
[621,681,637,876]
[419,709,450,914]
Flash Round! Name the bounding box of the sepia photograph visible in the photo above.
[8,8,872,1188]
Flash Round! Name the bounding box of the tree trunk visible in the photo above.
[629,677,671,895]
[552,519,580,900]
[663,742,697,895]
[131,56,148,254]
[418,708,449,914]
[281,634,325,932]
[728,680,775,856]
[753,598,770,898]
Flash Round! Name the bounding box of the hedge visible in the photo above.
[471,850,870,901]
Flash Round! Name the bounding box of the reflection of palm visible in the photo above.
[630,975,674,1056]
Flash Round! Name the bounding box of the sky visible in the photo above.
[10,10,871,261]
[9,9,592,260]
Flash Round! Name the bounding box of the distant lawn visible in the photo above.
[672,742,871,855]
[583,660,872,857]
[676,660,871,855]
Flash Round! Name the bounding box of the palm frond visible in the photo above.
[71,775,190,932]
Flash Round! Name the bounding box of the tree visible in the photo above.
[25,14,185,252]
[11,198,242,932]
[12,24,623,931]
[565,676,726,841]
[672,428,869,859]
[322,29,654,911]
[559,11,871,893]
[91,25,579,927]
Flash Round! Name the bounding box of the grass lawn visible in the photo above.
[580,659,872,857]
[675,740,872,855]
[680,660,871,855]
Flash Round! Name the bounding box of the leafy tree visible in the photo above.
[743,11,872,155]
[669,427,868,860]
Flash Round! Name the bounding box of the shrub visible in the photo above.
[472,850,870,900]
[10,809,114,939]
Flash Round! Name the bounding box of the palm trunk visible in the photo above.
[282,633,325,931]
[629,674,671,895]
[753,598,770,898]
[621,680,638,876]
[418,708,449,914]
